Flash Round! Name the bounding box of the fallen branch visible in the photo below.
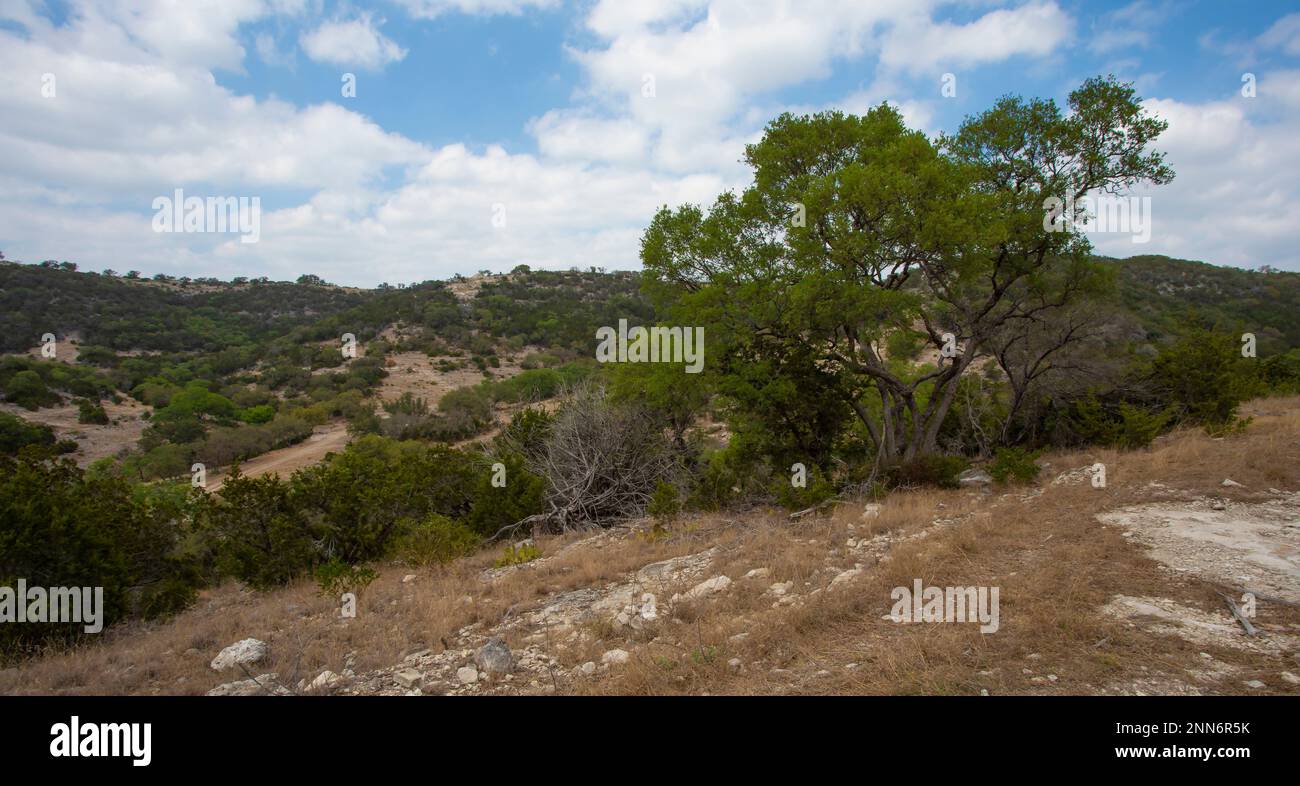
[789,497,837,520]
[1216,591,1258,637]
[1214,583,1300,609]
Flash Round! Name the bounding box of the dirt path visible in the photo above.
[208,422,351,490]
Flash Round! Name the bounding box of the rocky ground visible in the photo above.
[4,398,1298,697]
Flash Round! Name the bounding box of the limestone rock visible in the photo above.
[474,637,516,675]
[210,638,267,671]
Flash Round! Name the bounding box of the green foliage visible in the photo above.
[1111,255,1300,353]
[1151,327,1261,427]
[465,454,544,537]
[687,442,769,511]
[236,404,275,424]
[495,407,554,461]
[77,399,110,425]
[647,480,682,524]
[391,514,479,566]
[0,454,202,656]
[313,558,377,599]
[494,541,541,567]
[0,412,60,455]
[383,392,429,416]
[3,369,60,410]
[1065,396,1171,449]
[885,455,970,490]
[290,436,478,564]
[1260,349,1300,394]
[772,462,837,510]
[987,447,1042,485]
[641,76,1172,468]
[201,469,314,590]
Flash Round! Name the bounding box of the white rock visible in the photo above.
[1221,478,1243,487]
[958,469,993,487]
[474,637,515,675]
[743,568,770,580]
[579,661,597,676]
[680,575,732,601]
[456,666,480,684]
[402,574,417,583]
[829,566,863,589]
[639,592,658,621]
[1243,679,1267,689]
[394,668,422,688]
[728,658,743,673]
[862,503,881,519]
[205,673,287,696]
[766,581,793,597]
[601,649,630,666]
[308,670,343,692]
[210,638,267,671]
[1280,672,1300,685]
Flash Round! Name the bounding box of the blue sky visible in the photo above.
[2,1,1299,285]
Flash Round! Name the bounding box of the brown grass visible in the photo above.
[3,397,1298,696]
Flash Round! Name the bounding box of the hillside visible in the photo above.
[2,397,1296,696]
[1107,255,1300,353]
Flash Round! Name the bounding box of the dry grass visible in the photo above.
[3,397,1298,696]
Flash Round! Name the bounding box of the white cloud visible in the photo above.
[2,0,1294,287]
[528,111,651,164]
[1088,95,1300,271]
[1258,13,1300,56]
[879,1,1073,74]
[395,0,558,19]
[1088,1,1174,54]
[299,13,406,71]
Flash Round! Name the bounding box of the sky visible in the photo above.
[1,0,1298,286]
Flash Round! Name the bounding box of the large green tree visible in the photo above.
[641,76,1174,466]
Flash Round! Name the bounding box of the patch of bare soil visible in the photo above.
[0,397,148,466]
[1098,493,1299,602]
[377,352,489,404]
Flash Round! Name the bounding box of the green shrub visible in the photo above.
[4,370,60,410]
[1069,397,1170,449]
[1151,327,1260,426]
[77,399,110,425]
[391,513,479,566]
[0,454,202,657]
[772,463,836,510]
[647,480,681,524]
[201,470,315,589]
[237,404,275,424]
[465,454,544,537]
[494,541,541,567]
[988,447,1041,484]
[885,454,969,490]
[313,558,377,598]
[0,412,58,455]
